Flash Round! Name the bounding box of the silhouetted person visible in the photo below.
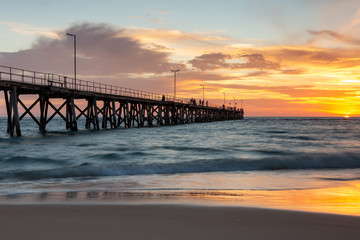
[161,95,165,101]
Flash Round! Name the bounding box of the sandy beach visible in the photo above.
[0,204,359,240]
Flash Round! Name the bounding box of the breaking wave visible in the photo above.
[1,152,360,181]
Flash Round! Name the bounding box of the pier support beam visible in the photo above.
[4,90,11,134]
[164,105,170,125]
[112,100,117,128]
[147,103,154,127]
[129,102,140,127]
[125,101,131,128]
[4,88,21,136]
[39,95,49,134]
[66,96,78,131]
[158,104,163,126]
[85,98,99,130]
[101,100,116,129]
[116,101,126,128]
[138,102,144,127]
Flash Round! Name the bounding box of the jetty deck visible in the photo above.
[0,65,244,136]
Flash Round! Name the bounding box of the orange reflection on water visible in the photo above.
[187,181,360,216]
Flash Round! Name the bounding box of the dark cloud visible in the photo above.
[311,51,341,62]
[269,47,360,68]
[207,83,354,98]
[244,70,269,77]
[308,30,360,45]
[0,22,184,76]
[187,53,231,71]
[234,54,280,70]
[281,68,306,75]
[188,52,280,71]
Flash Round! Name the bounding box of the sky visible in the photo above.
[1,0,360,117]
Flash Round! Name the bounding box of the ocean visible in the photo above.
[0,117,359,215]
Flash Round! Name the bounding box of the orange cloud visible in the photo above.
[188,53,280,71]
[308,30,360,45]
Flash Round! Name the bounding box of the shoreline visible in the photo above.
[0,203,359,240]
[2,185,360,217]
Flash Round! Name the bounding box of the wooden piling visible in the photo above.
[39,95,49,133]
[7,88,21,136]
[66,97,78,131]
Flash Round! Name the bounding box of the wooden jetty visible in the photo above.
[0,65,244,136]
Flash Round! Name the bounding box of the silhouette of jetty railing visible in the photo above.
[0,65,244,136]
[0,65,191,104]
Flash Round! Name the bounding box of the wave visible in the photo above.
[0,156,68,166]
[317,177,360,181]
[1,152,360,181]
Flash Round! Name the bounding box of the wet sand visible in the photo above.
[0,204,359,240]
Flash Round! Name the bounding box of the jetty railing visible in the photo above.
[1,65,221,106]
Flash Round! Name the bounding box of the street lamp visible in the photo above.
[170,69,180,98]
[67,33,76,89]
[200,83,205,102]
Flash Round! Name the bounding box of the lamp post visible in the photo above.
[66,33,76,89]
[170,69,180,98]
[200,83,205,102]
[222,92,225,105]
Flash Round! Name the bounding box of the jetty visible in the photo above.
[0,65,244,136]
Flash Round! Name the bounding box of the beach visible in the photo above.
[1,204,360,240]
[1,118,360,239]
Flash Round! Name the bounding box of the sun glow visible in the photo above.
[188,181,360,216]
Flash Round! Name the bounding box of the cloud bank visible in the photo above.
[308,30,360,46]
[0,23,183,76]
[188,53,280,71]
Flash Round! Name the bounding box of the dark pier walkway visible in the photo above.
[0,65,244,136]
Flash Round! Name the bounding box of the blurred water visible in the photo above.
[0,117,359,195]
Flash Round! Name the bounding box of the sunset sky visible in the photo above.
[1,0,360,117]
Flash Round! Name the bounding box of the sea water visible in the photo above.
[0,117,359,215]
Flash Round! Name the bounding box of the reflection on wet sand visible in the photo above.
[1,190,244,203]
[66,192,78,199]
[1,181,360,216]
